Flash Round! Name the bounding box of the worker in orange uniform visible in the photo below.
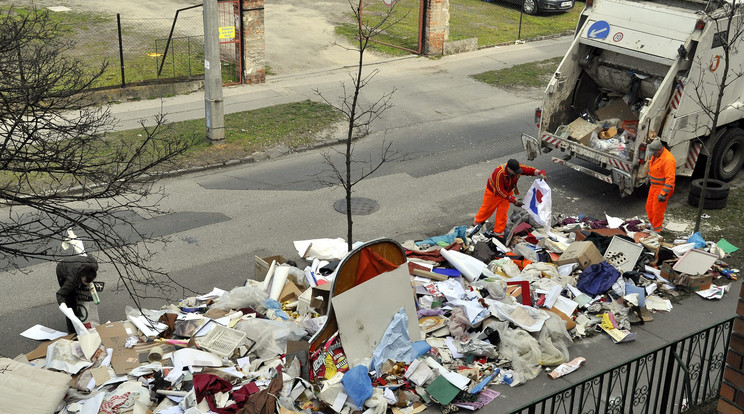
[646,139,676,232]
[473,159,546,238]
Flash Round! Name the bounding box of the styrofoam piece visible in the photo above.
[673,249,718,276]
[603,236,643,273]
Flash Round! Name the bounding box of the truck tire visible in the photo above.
[522,0,538,15]
[687,192,728,210]
[689,178,730,200]
[712,128,744,181]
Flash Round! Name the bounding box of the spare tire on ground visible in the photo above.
[689,178,730,200]
[687,192,728,209]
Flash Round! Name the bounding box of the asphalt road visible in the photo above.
[0,36,737,412]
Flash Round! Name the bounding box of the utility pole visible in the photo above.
[203,0,225,143]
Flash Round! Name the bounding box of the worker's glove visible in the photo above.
[509,195,517,204]
[538,170,547,181]
[658,193,668,202]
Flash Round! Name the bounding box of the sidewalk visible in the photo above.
[109,36,573,132]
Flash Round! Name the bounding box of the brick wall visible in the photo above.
[423,0,449,56]
[241,0,265,84]
[718,283,744,413]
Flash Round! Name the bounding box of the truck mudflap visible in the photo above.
[521,133,540,161]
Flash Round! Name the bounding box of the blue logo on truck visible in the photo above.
[587,21,610,40]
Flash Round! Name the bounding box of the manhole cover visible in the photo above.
[333,197,379,215]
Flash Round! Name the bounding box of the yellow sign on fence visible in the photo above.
[219,26,236,39]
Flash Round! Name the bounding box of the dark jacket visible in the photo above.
[56,256,98,305]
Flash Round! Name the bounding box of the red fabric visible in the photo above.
[355,247,400,284]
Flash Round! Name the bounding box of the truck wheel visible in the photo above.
[689,178,730,200]
[711,128,744,181]
[687,192,728,210]
[522,0,538,15]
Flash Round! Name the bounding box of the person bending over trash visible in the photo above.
[56,255,99,333]
[473,158,546,240]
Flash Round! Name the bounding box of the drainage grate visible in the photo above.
[333,197,379,215]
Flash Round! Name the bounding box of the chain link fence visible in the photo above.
[63,9,204,88]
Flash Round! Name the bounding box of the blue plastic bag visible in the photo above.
[577,262,621,297]
[341,364,373,409]
[688,232,706,249]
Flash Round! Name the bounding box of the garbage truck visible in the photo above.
[521,0,744,196]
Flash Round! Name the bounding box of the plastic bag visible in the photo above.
[213,283,269,313]
[459,338,499,359]
[495,325,542,385]
[489,300,549,332]
[234,317,306,362]
[342,365,373,409]
[688,232,706,249]
[522,179,552,228]
[535,313,572,366]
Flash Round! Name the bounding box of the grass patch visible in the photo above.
[664,186,744,269]
[450,0,581,45]
[334,0,581,56]
[471,56,561,88]
[110,100,344,170]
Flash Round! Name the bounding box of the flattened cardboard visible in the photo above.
[25,334,75,361]
[332,264,422,366]
[96,322,128,349]
[95,322,141,375]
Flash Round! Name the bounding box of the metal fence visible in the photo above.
[509,317,733,414]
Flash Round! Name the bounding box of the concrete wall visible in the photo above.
[719,283,744,413]
[241,0,265,84]
[423,0,450,56]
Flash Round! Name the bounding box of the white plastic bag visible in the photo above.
[522,179,552,229]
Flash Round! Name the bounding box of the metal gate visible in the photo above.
[218,0,242,85]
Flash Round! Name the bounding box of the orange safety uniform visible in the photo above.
[474,162,542,235]
[646,147,676,232]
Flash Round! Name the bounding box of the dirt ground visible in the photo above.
[24,0,384,75]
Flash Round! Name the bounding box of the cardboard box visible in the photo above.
[661,259,713,291]
[556,241,604,270]
[568,117,601,146]
[254,255,287,282]
[298,284,332,316]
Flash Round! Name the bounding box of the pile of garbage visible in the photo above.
[557,99,639,160]
[4,209,739,414]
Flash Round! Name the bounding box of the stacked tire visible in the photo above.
[687,178,730,209]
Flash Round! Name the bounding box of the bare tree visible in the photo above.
[687,0,744,233]
[0,7,197,307]
[314,0,407,250]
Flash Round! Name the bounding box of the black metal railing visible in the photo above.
[509,317,734,414]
